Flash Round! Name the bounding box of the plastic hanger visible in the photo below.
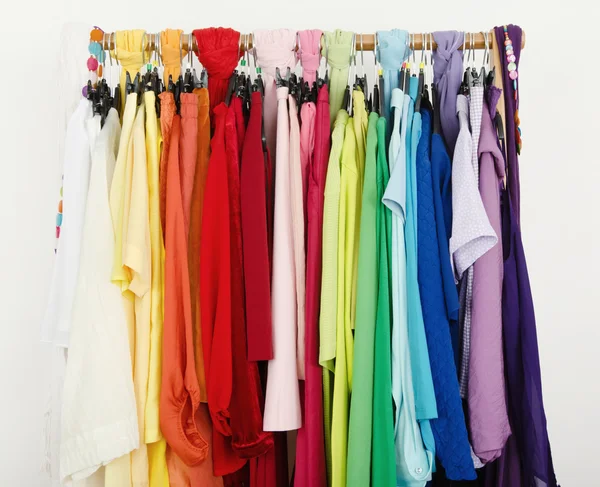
[108,32,122,113]
[480,31,490,88]
[318,32,329,88]
[225,36,244,106]
[371,33,379,115]
[353,34,368,106]
[415,33,426,113]
[342,34,356,115]
[236,34,250,109]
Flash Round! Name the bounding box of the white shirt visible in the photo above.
[42,99,93,347]
[60,111,138,483]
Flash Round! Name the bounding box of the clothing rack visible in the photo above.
[100,30,526,53]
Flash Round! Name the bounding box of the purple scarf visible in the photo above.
[432,31,463,153]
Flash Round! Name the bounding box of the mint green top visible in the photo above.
[371,116,396,487]
[347,111,379,487]
[321,30,354,125]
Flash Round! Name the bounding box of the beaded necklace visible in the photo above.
[503,25,522,154]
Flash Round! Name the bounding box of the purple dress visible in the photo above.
[486,24,559,487]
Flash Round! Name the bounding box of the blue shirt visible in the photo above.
[417,106,476,481]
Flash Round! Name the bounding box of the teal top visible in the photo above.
[383,85,434,486]
[405,76,438,470]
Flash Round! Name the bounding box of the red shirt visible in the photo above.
[200,103,243,476]
[294,85,330,487]
[226,96,274,459]
[240,91,274,361]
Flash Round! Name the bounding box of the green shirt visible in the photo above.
[347,111,379,487]
[371,116,396,486]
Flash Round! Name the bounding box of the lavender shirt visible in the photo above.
[468,95,511,464]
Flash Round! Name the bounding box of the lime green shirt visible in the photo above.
[319,110,349,484]
[347,111,379,487]
[350,91,369,331]
[331,116,360,487]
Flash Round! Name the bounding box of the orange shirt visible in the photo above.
[188,87,211,403]
[160,114,208,466]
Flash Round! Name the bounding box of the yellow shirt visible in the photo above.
[144,91,170,487]
[106,93,137,487]
[107,93,150,487]
[331,117,361,487]
[127,99,152,487]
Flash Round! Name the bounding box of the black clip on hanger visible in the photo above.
[183,68,194,93]
[399,63,406,92]
[125,71,134,95]
[275,67,290,89]
[373,81,380,115]
[289,73,300,110]
[225,69,238,106]
[341,85,351,113]
[415,64,425,113]
[485,66,495,90]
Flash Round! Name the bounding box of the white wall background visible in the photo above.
[0,1,598,485]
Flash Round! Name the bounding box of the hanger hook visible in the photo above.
[179,32,184,70]
[105,32,113,67]
[482,31,490,67]
[429,33,434,85]
[359,33,364,77]
[141,32,147,67]
[420,33,425,64]
[471,32,476,69]
[349,33,355,85]
[412,33,416,64]
[245,34,251,74]
[251,34,259,72]
[156,33,162,68]
[374,32,379,68]
[113,31,119,66]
